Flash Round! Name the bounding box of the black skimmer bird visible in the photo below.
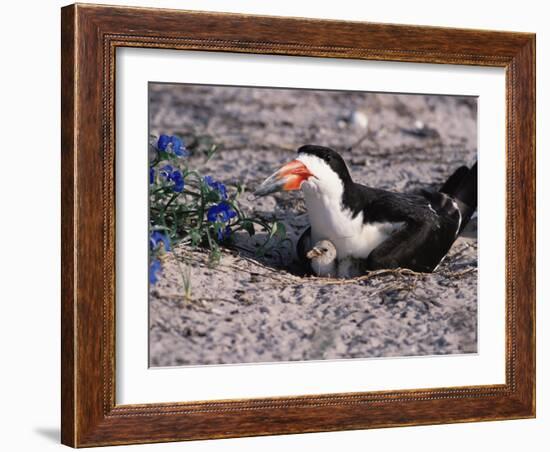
[255,145,477,275]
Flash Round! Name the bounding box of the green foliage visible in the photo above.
[149,133,285,279]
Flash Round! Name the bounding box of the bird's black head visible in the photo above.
[297,145,353,184]
[253,144,352,197]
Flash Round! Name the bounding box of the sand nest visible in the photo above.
[148,84,478,366]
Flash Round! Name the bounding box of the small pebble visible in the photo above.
[351,110,369,129]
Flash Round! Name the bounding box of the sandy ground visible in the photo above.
[148,83,478,367]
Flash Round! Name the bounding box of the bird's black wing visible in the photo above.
[349,184,458,272]
[346,183,435,225]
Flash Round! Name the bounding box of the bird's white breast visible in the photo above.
[297,153,403,263]
[302,180,403,260]
[311,257,337,277]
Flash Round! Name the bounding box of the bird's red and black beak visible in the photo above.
[254,160,315,197]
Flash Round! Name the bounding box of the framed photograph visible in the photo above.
[61,3,535,447]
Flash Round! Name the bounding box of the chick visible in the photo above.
[306,239,365,279]
[306,240,338,277]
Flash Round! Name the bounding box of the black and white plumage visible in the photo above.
[255,145,477,276]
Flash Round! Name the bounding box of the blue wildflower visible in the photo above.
[157,134,171,151]
[206,206,218,222]
[216,225,232,241]
[170,170,184,192]
[149,167,155,185]
[170,136,188,157]
[159,164,173,179]
[150,231,171,252]
[159,165,184,193]
[207,202,237,223]
[204,175,228,200]
[149,259,162,285]
[156,134,189,157]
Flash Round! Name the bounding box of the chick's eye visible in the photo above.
[321,248,328,252]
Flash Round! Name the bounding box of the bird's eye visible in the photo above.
[321,247,328,252]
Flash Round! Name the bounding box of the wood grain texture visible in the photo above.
[60,5,76,447]
[60,3,536,447]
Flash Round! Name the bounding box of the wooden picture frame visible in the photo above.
[61,3,535,447]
